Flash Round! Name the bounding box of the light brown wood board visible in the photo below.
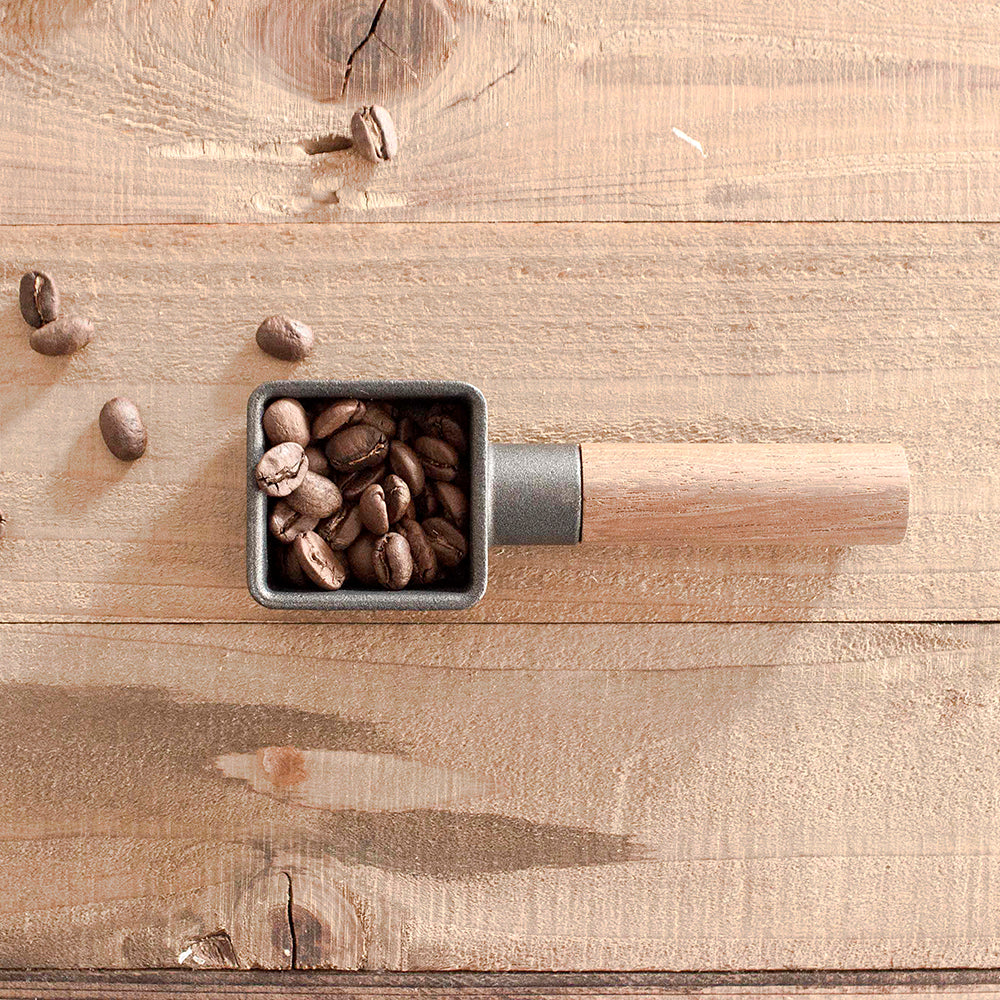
[0,222,996,622]
[1,621,998,970]
[0,0,999,222]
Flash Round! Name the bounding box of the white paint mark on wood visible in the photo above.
[672,127,707,158]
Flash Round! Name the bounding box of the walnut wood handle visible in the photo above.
[580,443,909,545]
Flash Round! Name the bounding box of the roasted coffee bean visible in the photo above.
[350,105,398,163]
[255,315,313,361]
[423,407,467,453]
[263,398,311,447]
[338,463,386,503]
[30,316,92,356]
[398,517,438,585]
[99,397,147,461]
[293,531,348,590]
[359,404,396,438]
[283,544,308,586]
[423,517,467,567]
[304,444,330,477]
[433,481,467,529]
[318,504,363,550]
[312,398,365,439]
[19,271,59,328]
[388,440,425,496]
[359,483,390,535]
[373,532,413,590]
[347,532,379,585]
[326,424,389,472]
[383,474,411,524]
[414,436,459,482]
[287,471,342,518]
[396,415,418,444]
[269,500,318,543]
[255,442,308,497]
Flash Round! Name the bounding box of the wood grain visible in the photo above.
[1,621,998,970]
[0,222,996,623]
[580,443,909,546]
[4,971,1000,998]
[0,0,999,222]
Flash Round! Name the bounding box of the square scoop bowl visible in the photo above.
[247,379,490,611]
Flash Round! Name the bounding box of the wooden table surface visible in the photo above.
[1,0,999,989]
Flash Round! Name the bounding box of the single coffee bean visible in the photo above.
[423,408,467,454]
[388,440,425,496]
[373,532,413,590]
[383,474,411,524]
[19,271,59,328]
[287,471,343,518]
[29,316,92,356]
[312,398,365,439]
[359,483,390,536]
[325,424,389,472]
[303,444,330,477]
[255,442,308,497]
[283,544,308,586]
[318,504,363,550]
[359,404,396,438]
[350,105,398,163]
[414,436,459,482]
[347,532,379,586]
[269,500,319,543]
[398,517,438,585]
[433,481,468,530]
[99,397,147,461]
[423,517,467,567]
[263,398,311,447]
[255,315,314,361]
[338,463,386,503]
[293,531,349,591]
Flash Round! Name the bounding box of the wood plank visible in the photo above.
[0,1,998,222]
[1,621,999,969]
[4,971,1000,998]
[0,223,997,623]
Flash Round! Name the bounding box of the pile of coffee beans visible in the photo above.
[254,397,470,591]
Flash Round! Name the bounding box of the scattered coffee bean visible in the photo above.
[255,315,314,361]
[19,271,59,328]
[269,500,319,543]
[423,517,467,567]
[312,398,365,439]
[263,398,311,447]
[389,440,426,496]
[255,442,308,497]
[347,532,380,585]
[414,436,459,482]
[433,481,468,529]
[99,397,147,461]
[338,463,387,503]
[303,444,330,477]
[286,471,343,518]
[373,532,413,590]
[359,483,390,535]
[318,504,363,550]
[383,474,411,524]
[398,517,438,585]
[350,105,398,163]
[29,315,93,356]
[326,424,389,472]
[256,395,470,592]
[293,531,348,590]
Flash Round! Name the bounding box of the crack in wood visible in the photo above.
[342,0,389,98]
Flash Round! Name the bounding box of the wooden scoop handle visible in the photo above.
[580,443,909,545]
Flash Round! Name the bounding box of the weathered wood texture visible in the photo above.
[0,223,996,622]
[4,971,1000,998]
[1,621,999,970]
[0,0,998,222]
